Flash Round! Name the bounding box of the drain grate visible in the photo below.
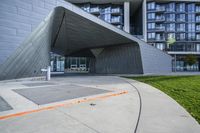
[14,85,111,105]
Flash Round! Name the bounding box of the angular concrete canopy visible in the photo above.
[0,1,171,80]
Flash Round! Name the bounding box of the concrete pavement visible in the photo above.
[0,76,199,133]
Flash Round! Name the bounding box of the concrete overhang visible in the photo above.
[51,5,145,56]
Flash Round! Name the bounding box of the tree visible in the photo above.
[185,55,197,66]
[167,35,176,49]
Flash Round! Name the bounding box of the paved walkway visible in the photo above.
[0,76,199,133]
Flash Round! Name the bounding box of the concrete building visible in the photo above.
[0,0,173,80]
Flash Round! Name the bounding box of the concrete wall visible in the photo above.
[0,0,71,65]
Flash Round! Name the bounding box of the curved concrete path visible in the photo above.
[123,78,200,133]
[0,76,199,133]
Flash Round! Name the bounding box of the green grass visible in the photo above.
[128,75,200,123]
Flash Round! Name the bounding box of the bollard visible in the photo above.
[46,66,51,81]
[41,66,51,81]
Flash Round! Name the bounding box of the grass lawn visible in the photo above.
[128,75,200,124]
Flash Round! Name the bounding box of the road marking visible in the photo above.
[0,90,128,120]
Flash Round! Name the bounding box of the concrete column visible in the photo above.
[124,2,130,33]
[142,0,147,42]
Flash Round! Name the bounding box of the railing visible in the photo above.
[90,7,100,13]
[176,18,185,22]
[156,6,165,11]
[156,26,165,30]
[155,17,165,21]
[111,17,121,23]
[111,8,121,14]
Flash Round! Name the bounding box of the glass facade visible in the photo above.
[147,1,200,71]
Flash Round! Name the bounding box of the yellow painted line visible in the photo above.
[0,90,128,120]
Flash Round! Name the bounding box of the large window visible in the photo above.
[187,4,195,13]
[148,23,155,30]
[155,43,165,50]
[166,3,175,12]
[176,3,185,12]
[166,24,175,31]
[177,23,185,32]
[197,25,200,31]
[197,34,200,40]
[196,15,200,22]
[188,33,196,40]
[148,32,155,39]
[166,14,175,21]
[188,23,195,32]
[197,44,200,52]
[188,14,195,22]
[176,33,185,40]
[147,13,155,20]
[176,14,185,22]
[147,2,155,10]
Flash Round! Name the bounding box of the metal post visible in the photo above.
[47,66,51,81]
[174,54,176,72]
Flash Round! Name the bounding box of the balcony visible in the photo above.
[176,18,185,22]
[111,8,122,15]
[155,16,165,22]
[155,36,165,42]
[90,7,100,14]
[177,28,185,32]
[111,17,122,24]
[155,26,165,32]
[155,6,165,12]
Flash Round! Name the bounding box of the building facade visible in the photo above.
[145,0,200,71]
[0,0,173,80]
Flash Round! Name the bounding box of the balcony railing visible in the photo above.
[90,7,100,13]
[155,16,165,21]
[111,8,121,14]
[156,26,165,30]
[111,17,121,23]
[155,6,165,12]
[176,18,185,22]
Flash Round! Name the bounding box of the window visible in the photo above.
[197,34,200,40]
[188,23,195,32]
[147,2,155,10]
[188,33,196,40]
[148,33,155,39]
[188,4,195,13]
[196,15,200,22]
[167,33,175,39]
[197,25,200,31]
[166,24,175,31]
[147,13,155,20]
[148,23,155,30]
[176,14,185,21]
[196,6,200,12]
[155,43,165,50]
[197,44,200,52]
[166,14,175,21]
[177,33,185,40]
[176,3,185,12]
[177,24,185,32]
[166,3,175,12]
[188,14,195,22]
